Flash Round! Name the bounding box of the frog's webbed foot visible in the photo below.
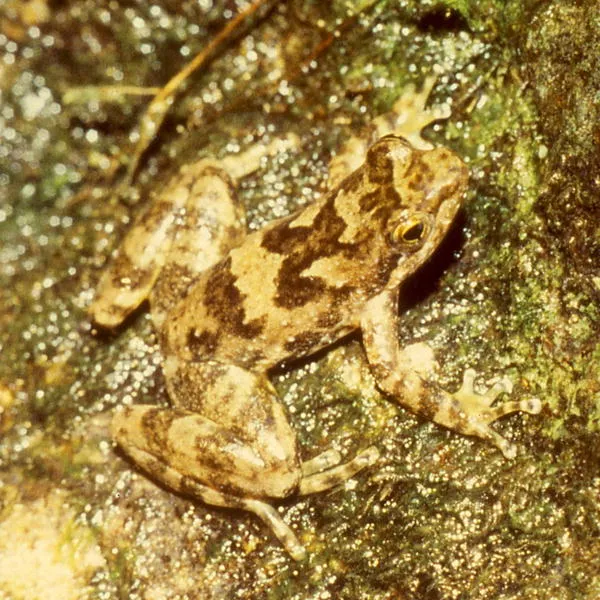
[449,369,542,459]
[219,133,299,180]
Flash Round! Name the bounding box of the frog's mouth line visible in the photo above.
[426,194,464,254]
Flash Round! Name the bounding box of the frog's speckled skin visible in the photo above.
[89,85,541,560]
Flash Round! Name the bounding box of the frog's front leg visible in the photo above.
[328,77,450,188]
[361,288,542,458]
[112,359,379,559]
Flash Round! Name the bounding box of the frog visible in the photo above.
[89,81,542,560]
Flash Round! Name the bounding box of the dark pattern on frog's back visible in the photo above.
[260,195,353,309]
[201,257,267,339]
[364,138,396,185]
[186,328,220,358]
[404,154,434,197]
[261,179,399,310]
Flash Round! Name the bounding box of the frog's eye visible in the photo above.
[391,215,430,247]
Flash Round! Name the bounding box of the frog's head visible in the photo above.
[364,135,469,286]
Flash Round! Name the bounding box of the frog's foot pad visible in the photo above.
[452,369,542,459]
[299,446,380,495]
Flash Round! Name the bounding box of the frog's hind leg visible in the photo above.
[113,403,378,561]
[116,438,308,560]
[186,481,309,561]
[112,359,310,557]
[113,359,378,559]
[150,135,300,328]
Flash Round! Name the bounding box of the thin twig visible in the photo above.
[119,0,283,192]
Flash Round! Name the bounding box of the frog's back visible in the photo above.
[160,135,469,369]
[161,172,401,369]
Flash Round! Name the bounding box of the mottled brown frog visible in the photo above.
[89,83,541,560]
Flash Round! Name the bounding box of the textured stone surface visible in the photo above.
[0,1,598,598]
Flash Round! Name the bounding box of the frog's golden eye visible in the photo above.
[391,215,430,246]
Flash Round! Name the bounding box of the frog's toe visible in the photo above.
[358,445,381,466]
[298,446,380,495]
[455,369,512,406]
[484,397,543,421]
[525,397,543,414]
[460,368,477,394]
[458,413,518,459]
[449,370,542,458]
[482,376,513,402]
[489,432,517,460]
[301,448,342,477]
[454,370,538,419]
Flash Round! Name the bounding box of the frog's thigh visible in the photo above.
[119,360,301,499]
[112,412,307,560]
[163,358,380,494]
[114,360,380,558]
[112,399,309,559]
[149,165,246,326]
[90,161,244,329]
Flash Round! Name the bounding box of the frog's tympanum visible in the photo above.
[90,86,541,560]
